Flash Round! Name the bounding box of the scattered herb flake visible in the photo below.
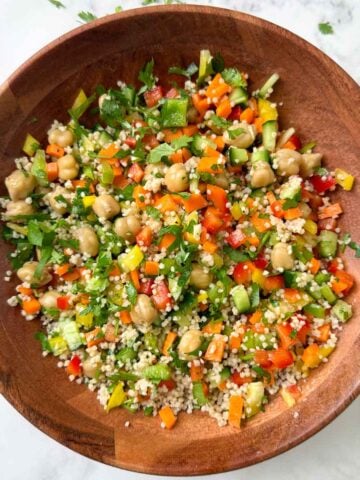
[318,22,334,35]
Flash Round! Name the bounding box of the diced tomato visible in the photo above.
[124,137,137,149]
[288,134,302,150]
[202,207,223,233]
[152,280,173,311]
[270,348,294,369]
[158,379,176,391]
[142,134,159,149]
[328,259,340,273]
[231,371,253,386]
[136,226,153,247]
[144,86,163,107]
[66,355,82,376]
[165,87,179,98]
[57,296,70,310]
[227,228,246,249]
[140,278,154,296]
[233,262,252,284]
[276,323,296,350]
[128,163,144,183]
[254,350,273,368]
[309,175,336,194]
[318,217,337,231]
[228,105,242,121]
[253,252,268,270]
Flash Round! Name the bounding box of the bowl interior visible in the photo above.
[0,6,359,476]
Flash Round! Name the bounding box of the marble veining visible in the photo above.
[0,1,359,479]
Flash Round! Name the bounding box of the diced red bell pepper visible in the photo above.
[233,261,252,284]
[288,134,302,150]
[202,207,223,234]
[309,175,336,194]
[57,296,70,310]
[276,323,296,350]
[206,184,228,213]
[124,137,137,149]
[231,371,252,386]
[328,259,340,273]
[66,355,82,376]
[128,163,144,183]
[297,320,311,344]
[270,348,294,369]
[144,86,163,107]
[254,350,273,368]
[227,228,247,249]
[142,134,159,149]
[228,105,242,121]
[253,252,268,270]
[270,200,285,218]
[165,87,179,99]
[152,280,173,311]
[158,378,176,391]
[136,226,153,247]
[140,278,154,296]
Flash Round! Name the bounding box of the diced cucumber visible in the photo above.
[231,285,250,313]
[258,73,279,98]
[192,381,208,406]
[198,49,213,81]
[59,321,83,351]
[320,284,337,305]
[331,300,352,322]
[228,146,248,165]
[284,270,301,288]
[303,303,326,318]
[23,133,40,157]
[229,87,248,105]
[245,381,264,418]
[251,149,270,163]
[142,363,171,381]
[262,120,278,152]
[318,231,338,258]
[168,277,183,301]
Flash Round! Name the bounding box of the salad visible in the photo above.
[1,50,357,430]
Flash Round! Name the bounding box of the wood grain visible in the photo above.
[0,5,359,475]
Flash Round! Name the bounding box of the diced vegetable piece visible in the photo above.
[106,383,126,412]
[142,363,172,381]
[23,133,40,157]
[262,120,278,152]
[245,382,264,418]
[119,245,144,272]
[331,300,352,322]
[198,49,213,80]
[192,381,208,406]
[317,230,338,258]
[231,285,251,313]
[258,98,278,122]
[303,303,326,318]
[161,98,188,128]
[31,149,48,186]
[159,405,177,429]
[334,168,354,191]
[48,336,68,356]
[258,73,279,98]
[228,146,248,165]
[228,395,244,428]
[59,321,82,351]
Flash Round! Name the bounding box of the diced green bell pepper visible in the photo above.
[303,303,326,318]
[192,381,208,406]
[161,98,188,128]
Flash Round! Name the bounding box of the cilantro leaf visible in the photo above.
[78,11,97,23]
[222,67,247,88]
[35,332,51,351]
[210,115,231,129]
[126,282,138,305]
[27,221,43,247]
[318,22,334,35]
[211,53,225,73]
[349,241,360,258]
[138,59,156,93]
[168,62,198,79]
[223,245,250,262]
[171,135,192,150]
[147,143,174,163]
[145,206,161,220]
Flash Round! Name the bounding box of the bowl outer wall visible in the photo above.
[0,5,359,476]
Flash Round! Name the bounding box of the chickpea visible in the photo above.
[178,329,202,359]
[48,128,74,148]
[224,123,256,148]
[275,149,302,176]
[92,194,120,220]
[39,291,60,309]
[114,215,141,241]
[164,163,189,193]
[271,242,294,270]
[17,261,52,287]
[5,200,34,219]
[130,294,158,326]
[57,154,79,180]
[74,226,99,257]
[46,186,69,215]
[5,170,36,201]
[250,161,275,188]
[300,153,323,178]
[82,357,102,379]
[189,264,213,290]
[213,173,229,189]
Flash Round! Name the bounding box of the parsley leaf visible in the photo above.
[35,332,51,351]
[147,143,174,163]
[211,53,225,73]
[318,22,334,35]
[223,245,250,263]
[168,62,198,79]
[78,11,98,23]
[27,221,44,247]
[48,0,65,9]
[145,206,161,220]
[171,135,192,150]
[126,282,138,305]
[222,68,247,88]
[210,115,231,129]
[138,59,156,93]
[349,241,360,258]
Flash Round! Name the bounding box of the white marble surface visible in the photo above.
[0,1,359,479]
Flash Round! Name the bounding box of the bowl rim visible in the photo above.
[0,4,359,476]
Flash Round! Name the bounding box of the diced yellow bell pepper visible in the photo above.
[197,291,208,303]
[304,219,318,235]
[83,195,96,208]
[76,307,94,328]
[106,382,126,412]
[334,168,355,191]
[119,245,144,272]
[280,387,296,408]
[230,202,243,221]
[22,133,40,157]
[319,345,335,358]
[258,98,278,122]
[252,268,265,287]
[212,253,224,268]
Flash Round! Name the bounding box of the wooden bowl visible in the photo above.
[0,5,359,476]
